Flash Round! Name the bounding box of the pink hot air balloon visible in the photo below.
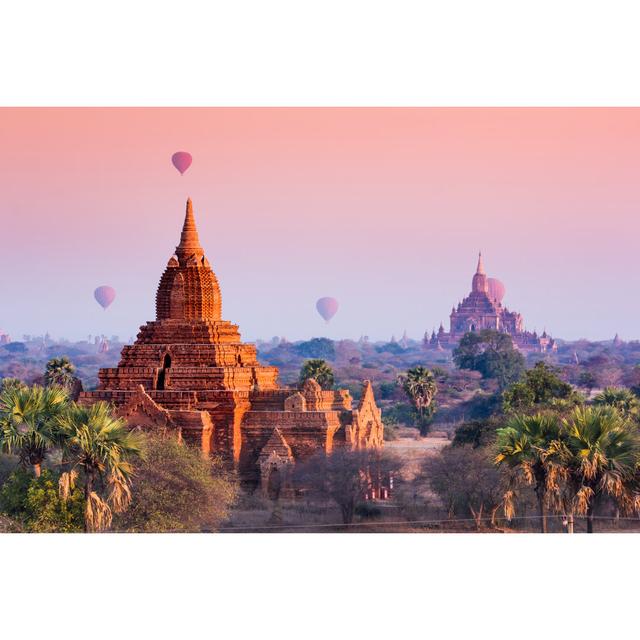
[94,286,116,310]
[171,151,192,175]
[316,297,339,323]
[487,278,506,304]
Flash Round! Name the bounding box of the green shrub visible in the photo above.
[0,468,84,532]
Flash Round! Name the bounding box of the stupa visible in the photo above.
[80,199,383,488]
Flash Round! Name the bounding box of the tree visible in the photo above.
[593,387,640,419]
[44,357,76,389]
[453,330,525,388]
[422,445,504,529]
[293,448,400,525]
[0,468,83,532]
[495,413,563,533]
[397,366,438,436]
[0,385,69,477]
[299,359,335,390]
[294,338,335,360]
[113,433,237,532]
[58,402,143,532]
[556,406,640,533]
[452,416,503,448]
[503,362,578,413]
[577,370,597,395]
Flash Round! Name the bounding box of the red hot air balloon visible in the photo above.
[171,151,192,175]
[487,278,506,304]
[94,286,116,310]
[316,297,339,323]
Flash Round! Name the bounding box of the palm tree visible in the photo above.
[0,377,27,392]
[593,387,639,419]
[0,385,69,477]
[44,357,76,389]
[558,406,640,533]
[397,366,438,436]
[58,402,143,532]
[495,413,562,533]
[299,359,335,390]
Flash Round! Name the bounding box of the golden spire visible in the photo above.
[176,198,204,261]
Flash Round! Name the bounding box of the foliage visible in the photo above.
[58,402,143,532]
[299,359,335,390]
[354,502,382,519]
[452,416,503,448]
[502,362,579,413]
[293,448,401,524]
[375,342,405,355]
[44,357,76,389]
[377,381,400,400]
[294,338,336,360]
[380,402,415,427]
[0,378,27,392]
[114,433,237,532]
[0,384,70,476]
[554,406,640,533]
[453,330,525,388]
[381,414,399,441]
[577,370,597,392]
[495,413,563,533]
[397,366,438,436]
[0,468,83,532]
[593,387,640,419]
[431,366,449,381]
[422,445,504,529]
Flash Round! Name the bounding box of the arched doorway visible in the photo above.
[156,353,171,390]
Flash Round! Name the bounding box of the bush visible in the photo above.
[355,502,382,518]
[381,402,415,426]
[0,468,84,532]
[113,433,238,532]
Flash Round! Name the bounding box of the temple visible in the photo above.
[426,253,557,353]
[80,199,383,489]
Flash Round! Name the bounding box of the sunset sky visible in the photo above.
[1,107,638,343]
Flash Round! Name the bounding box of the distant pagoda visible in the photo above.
[429,252,557,353]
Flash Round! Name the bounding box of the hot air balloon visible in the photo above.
[487,278,506,304]
[316,297,339,323]
[94,286,116,310]
[171,151,192,175]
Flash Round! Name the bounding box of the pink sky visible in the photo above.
[0,108,639,342]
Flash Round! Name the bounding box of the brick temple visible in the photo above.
[80,199,383,488]
[427,253,557,353]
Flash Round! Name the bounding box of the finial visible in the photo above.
[476,251,485,275]
[176,197,204,261]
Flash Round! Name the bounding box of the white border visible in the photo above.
[2,1,640,105]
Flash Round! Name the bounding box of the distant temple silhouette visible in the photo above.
[426,253,557,353]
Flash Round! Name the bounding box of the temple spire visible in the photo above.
[471,251,488,293]
[176,197,204,261]
[476,251,485,275]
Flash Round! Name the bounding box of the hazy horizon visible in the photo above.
[1,108,638,343]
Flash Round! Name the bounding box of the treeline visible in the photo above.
[404,331,640,533]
